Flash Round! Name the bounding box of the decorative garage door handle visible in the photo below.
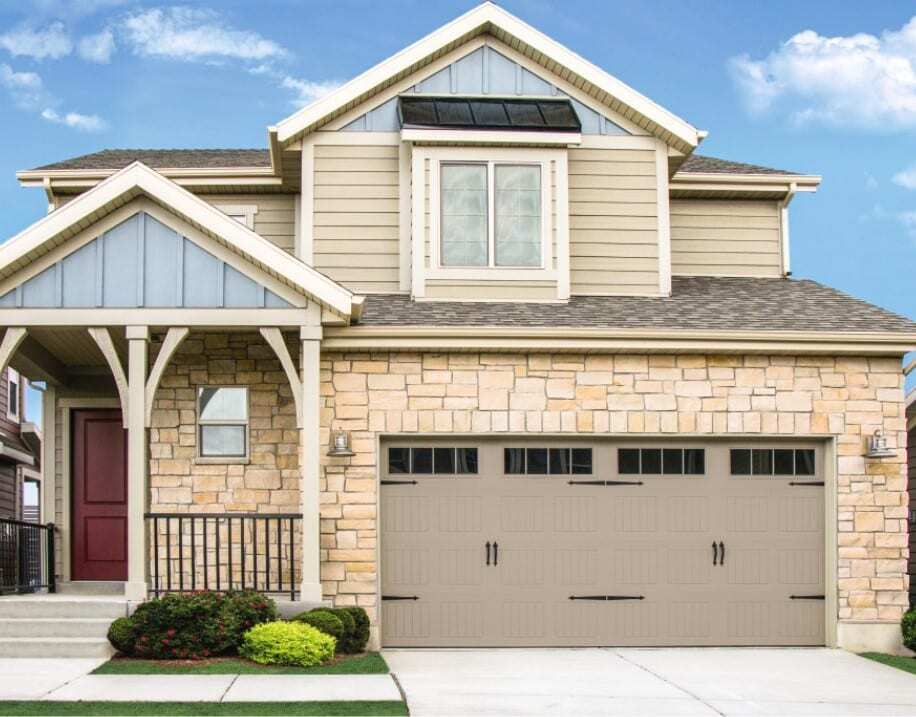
[568,595,645,601]
[567,479,644,486]
[790,594,825,600]
[719,541,725,566]
[493,541,498,566]
[382,595,419,601]
[712,541,718,566]
[485,541,491,566]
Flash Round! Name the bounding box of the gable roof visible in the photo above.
[272,2,703,152]
[678,155,800,176]
[30,149,272,172]
[0,162,354,318]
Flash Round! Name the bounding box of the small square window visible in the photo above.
[731,449,751,475]
[571,448,593,475]
[412,448,433,474]
[200,425,246,457]
[388,447,410,474]
[197,387,248,459]
[641,449,662,475]
[618,449,640,475]
[684,449,705,475]
[434,448,456,474]
[752,449,773,475]
[795,450,816,476]
[549,448,570,475]
[526,448,548,475]
[774,449,795,475]
[505,448,525,474]
[662,449,684,475]
[457,448,479,474]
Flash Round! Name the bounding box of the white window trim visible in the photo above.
[213,204,258,230]
[6,368,20,423]
[196,386,250,462]
[425,147,560,282]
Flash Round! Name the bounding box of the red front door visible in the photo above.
[71,409,128,581]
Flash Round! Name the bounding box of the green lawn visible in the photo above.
[0,702,407,716]
[861,652,916,675]
[92,652,389,675]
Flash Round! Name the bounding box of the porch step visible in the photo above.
[0,637,113,658]
[0,597,129,619]
[0,618,112,638]
[57,581,125,596]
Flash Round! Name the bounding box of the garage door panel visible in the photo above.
[554,496,598,532]
[439,495,485,532]
[556,548,599,585]
[667,602,715,641]
[666,495,712,532]
[555,601,603,639]
[667,547,715,584]
[381,495,431,533]
[439,547,485,586]
[608,545,659,584]
[726,548,771,585]
[498,548,547,586]
[498,496,544,531]
[603,601,662,642]
[726,496,770,532]
[382,548,430,585]
[777,548,823,585]
[778,495,823,532]
[500,602,547,640]
[609,495,658,532]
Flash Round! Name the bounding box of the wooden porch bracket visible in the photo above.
[145,327,189,427]
[259,327,303,428]
[87,327,129,427]
[0,328,27,378]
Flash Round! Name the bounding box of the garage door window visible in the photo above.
[504,447,592,475]
[388,446,478,475]
[618,448,705,475]
[730,448,815,476]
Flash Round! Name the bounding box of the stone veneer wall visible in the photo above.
[320,352,909,641]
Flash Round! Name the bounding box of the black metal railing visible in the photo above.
[0,518,56,595]
[145,513,302,600]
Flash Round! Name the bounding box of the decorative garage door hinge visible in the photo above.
[567,480,644,486]
[789,481,824,487]
[789,594,825,600]
[380,480,419,485]
[568,595,645,601]
[382,595,420,601]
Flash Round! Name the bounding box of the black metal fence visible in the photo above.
[146,513,302,600]
[0,518,56,595]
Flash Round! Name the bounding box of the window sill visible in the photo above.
[194,457,251,466]
[426,268,557,282]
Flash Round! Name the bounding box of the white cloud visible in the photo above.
[865,174,879,190]
[728,17,916,129]
[41,107,107,131]
[280,76,342,107]
[0,22,73,60]
[121,7,287,62]
[78,28,115,63]
[892,164,916,189]
[0,62,47,108]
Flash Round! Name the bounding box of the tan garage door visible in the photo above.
[380,440,825,647]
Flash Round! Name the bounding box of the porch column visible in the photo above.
[299,324,323,602]
[125,325,149,600]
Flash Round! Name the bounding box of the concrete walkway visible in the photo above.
[384,647,916,716]
[0,658,401,703]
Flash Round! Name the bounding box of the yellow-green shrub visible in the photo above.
[239,621,335,667]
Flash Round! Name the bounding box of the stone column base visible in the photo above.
[837,621,904,654]
[299,581,323,603]
[124,581,148,602]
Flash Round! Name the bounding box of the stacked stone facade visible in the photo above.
[319,351,909,638]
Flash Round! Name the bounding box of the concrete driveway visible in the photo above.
[384,648,916,716]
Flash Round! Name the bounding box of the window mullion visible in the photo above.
[488,161,496,267]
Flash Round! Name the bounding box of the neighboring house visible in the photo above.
[0,3,914,652]
[908,388,915,607]
[0,366,40,521]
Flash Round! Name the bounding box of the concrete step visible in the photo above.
[0,618,112,638]
[57,581,125,596]
[0,637,113,659]
[0,598,128,619]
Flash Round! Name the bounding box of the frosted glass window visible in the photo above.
[495,165,541,267]
[440,164,487,266]
[198,387,248,458]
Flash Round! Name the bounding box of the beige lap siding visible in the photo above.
[670,199,783,277]
[321,352,908,640]
[312,145,401,293]
[202,194,297,254]
[568,148,659,295]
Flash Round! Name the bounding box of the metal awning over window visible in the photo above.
[398,96,581,132]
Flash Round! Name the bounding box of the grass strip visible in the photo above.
[92,652,388,675]
[860,652,916,676]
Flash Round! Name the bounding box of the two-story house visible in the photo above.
[0,367,40,521]
[1,3,914,654]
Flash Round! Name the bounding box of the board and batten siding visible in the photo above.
[670,200,783,278]
[312,144,401,294]
[205,194,296,254]
[568,147,659,295]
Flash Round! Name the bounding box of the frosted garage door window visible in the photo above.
[495,165,541,267]
[440,164,488,266]
[198,387,248,458]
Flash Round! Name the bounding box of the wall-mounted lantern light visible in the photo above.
[327,430,355,457]
[865,429,895,459]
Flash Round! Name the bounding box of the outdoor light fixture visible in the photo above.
[327,430,355,457]
[865,429,895,459]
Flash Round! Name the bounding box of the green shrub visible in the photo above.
[295,611,345,645]
[343,607,370,653]
[107,617,136,655]
[127,590,277,660]
[902,608,916,651]
[240,621,335,667]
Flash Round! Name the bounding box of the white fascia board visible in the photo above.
[274,2,701,149]
[401,129,581,145]
[0,162,354,318]
[673,173,821,189]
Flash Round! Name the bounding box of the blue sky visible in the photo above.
[2,0,914,420]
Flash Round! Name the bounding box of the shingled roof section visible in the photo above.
[356,277,916,334]
[31,149,272,171]
[678,155,798,176]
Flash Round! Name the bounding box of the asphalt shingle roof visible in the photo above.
[29,150,801,176]
[355,277,916,334]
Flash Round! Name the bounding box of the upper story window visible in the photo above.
[6,368,19,423]
[214,204,257,230]
[441,162,543,268]
[197,387,248,459]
